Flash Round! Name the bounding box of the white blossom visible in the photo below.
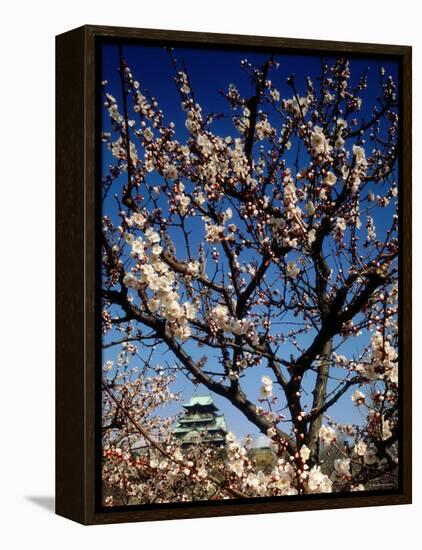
[310,126,332,157]
[352,390,365,405]
[324,171,337,186]
[333,458,350,476]
[319,425,336,445]
[260,375,273,399]
[300,445,311,461]
[305,466,333,494]
[286,261,300,279]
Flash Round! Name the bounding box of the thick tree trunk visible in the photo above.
[306,338,332,463]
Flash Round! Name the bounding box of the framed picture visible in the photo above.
[56,25,412,525]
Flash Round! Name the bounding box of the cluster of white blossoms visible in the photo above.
[225,432,249,476]
[225,434,301,497]
[210,304,251,337]
[319,424,336,445]
[184,105,203,134]
[177,71,191,95]
[105,92,123,124]
[249,461,299,497]
[282,168,298,210]
[232,139,250,179]
[323,91,335,104]
[178,72,208,137]
[255,117,275,141]
[381,416,393,441]
[199,133,249,189]
[334,117,347,149]
[269,168,308,249]
[291,446,333,495]
[286,261,300,279]
[356,332,397,383]
[203,210,236,244]
[250,446,332,496]
[236,106,251,134]
[366,215,377,243]
[282,95,311,118]
[269,88,280,102]
[340,144,368,195]
[324,171,337,186]
[188,132,248,192]
[102,357,180,446]
[307,227,317,247]
[351,144,368,192]
[228,137,250,182]
[204,220,226,243]
[186,260,201,277]
[164,164,178,180]
[110,135,139,165]
[310,126,332,158]
[303,466,333,494]
[132,82,159,120]
[134,92,152,117]
[353,144,367,167]
[319,414,387,475]
[333,216,347,242]
[352,389,366,405]
[353,438,380,466]
[142,126,154,142]
[123,222,196,341]
[260,375,273,399]
[173,182,191,216]
[305,200,316,217]
[141,127,181,176]
[282,169,300,224]
[354,440,367,457]
[331,458,351,482]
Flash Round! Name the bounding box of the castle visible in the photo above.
[173,395,228,447]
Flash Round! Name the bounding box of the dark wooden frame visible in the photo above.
[56,24,412,525]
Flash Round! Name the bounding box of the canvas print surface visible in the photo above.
[100,41,400,507]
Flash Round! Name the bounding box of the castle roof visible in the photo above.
[173,414,227,434]
[183,395,217,409]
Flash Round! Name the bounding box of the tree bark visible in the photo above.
[306,338,332,463]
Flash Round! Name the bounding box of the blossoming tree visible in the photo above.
[101,47,399,504]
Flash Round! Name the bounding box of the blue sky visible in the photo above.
[100,42,399,440]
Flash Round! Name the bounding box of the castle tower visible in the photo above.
[173,395,227,447]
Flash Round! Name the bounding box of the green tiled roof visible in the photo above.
[178,414,214,423]
[173,415,227,434]
[184,395,216,408]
